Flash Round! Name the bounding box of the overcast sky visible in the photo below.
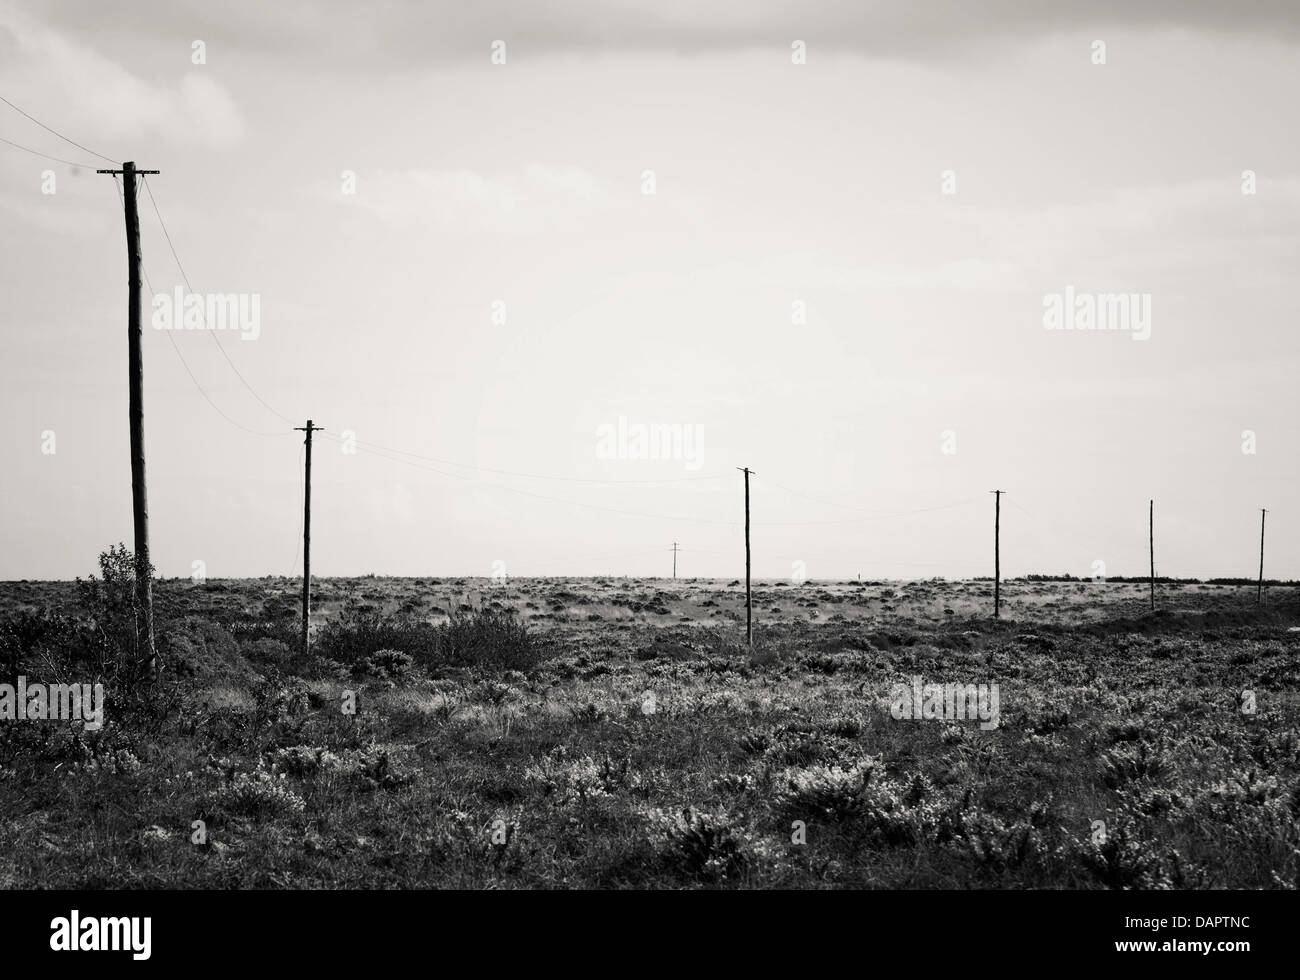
[1,0,1297,581]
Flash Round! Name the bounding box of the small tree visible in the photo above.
[76,543,156,683]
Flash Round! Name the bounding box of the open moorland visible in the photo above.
[1,567,1297,889]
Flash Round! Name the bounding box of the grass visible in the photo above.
[0,573,1297,888]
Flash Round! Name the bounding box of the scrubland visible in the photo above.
[1,561,1297,889]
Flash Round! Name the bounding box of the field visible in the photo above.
[1,571,1298,889]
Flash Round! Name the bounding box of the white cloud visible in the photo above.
[0,6,245,151]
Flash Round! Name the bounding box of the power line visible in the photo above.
[755,506,981,527]
[756,475,889,513]
[115,158,1177,563]
[142,178,747,486]
[340,433,728,485]
[141,176,193,286]
[135,174,949,503]
[756,475,982,520]
[137,173,763,486]
[1007,499,1035,519]
[290,444,306,575]
[522,546,674,570]
[0,94,119,165]
[330,431,988,529]
[114,177,288,438]
[158,327,288,436]
[0,134,95,169]
[111,185,1032,536]
[141,175,297,427]
[324,432,744,525]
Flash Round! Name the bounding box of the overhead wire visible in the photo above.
[142,175,297,427]
[338,433,727,485]
[290,443,305,576]
[323,432,743,526]
[756,475,983,520]
[329,431,987,530]
[0,134,95,169]
[112,175,285,438]
[0,93,119,165]
[8,93,1208,580]
[138,178,745,491]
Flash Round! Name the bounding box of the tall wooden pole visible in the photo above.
[98,161,161,678]
[671,541,679,579]
[738,468,754,647]
[295,420,321,657]
[1149,499,1155,612]
[991,490,1002,618]
[1258,508,1267,604]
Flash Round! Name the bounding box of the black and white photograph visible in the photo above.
[0,0,1294,961]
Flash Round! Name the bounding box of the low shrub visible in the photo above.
[317,605,542,673]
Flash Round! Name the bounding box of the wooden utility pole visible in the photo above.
[1258,508,1267,604]
[671,542,679,579]
[1149,499,1155,612]
[738,468,755,647]
[295,420,322,657]
[990,490,1002,618]
[97,161,161,678]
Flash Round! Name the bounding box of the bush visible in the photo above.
[0,608,105,683]
[161,619,252,682]
[435,606,540,670]
[317,605,542,673]
[242,638,294,671]
[270,743,411,791]
[271,744,339,779]
[206,769,306,819]
[224,617,300,650]
[314,607,421,667]
[773,760,880,821]
[227,619,344,678]
[252,671,311,730]
[648,807,752,881]
[362,648,414,680]
[75,544,154,671]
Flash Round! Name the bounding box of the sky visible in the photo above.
[1,0,1297,581]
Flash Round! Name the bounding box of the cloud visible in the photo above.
[18,0,1300,70]
[0,4,245,151]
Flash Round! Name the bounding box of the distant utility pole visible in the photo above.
[1258,508,1267,604]
[295,420,322,658]
[738,467,755,647]
[671,542,680,579]
[990,490,1003,618]
[1149,499,1155,613]
[97,160,161,679]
